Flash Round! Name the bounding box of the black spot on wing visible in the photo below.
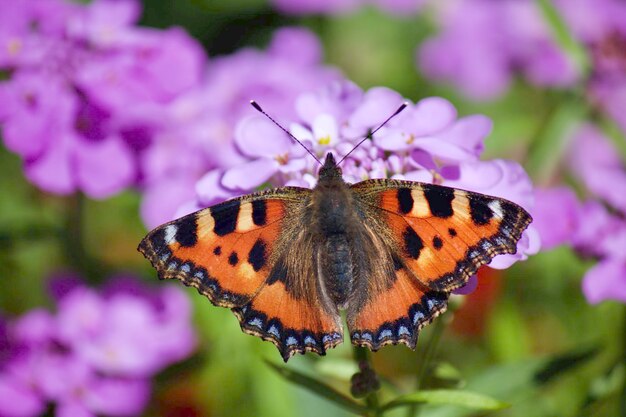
[392,254,403,271]
[213,246,222,256]
[403,227,424,259]
[397,188,414,214]
[175,215,198,247]
[432,236,443,250]
[228,252,239,266]
[422,184,454,218]
[448,228,457,237]
[248,239,267,272]
[252,200,267,226]
[469,195,494,225]
[212,200,240,236]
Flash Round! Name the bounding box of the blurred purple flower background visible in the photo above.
[0,275,195,417]
[0,0,206,198]
[418,0,626,136]
[534,125,626,304]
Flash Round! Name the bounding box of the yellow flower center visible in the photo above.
[432,171,444,185]
[7,38,22,56]
[275,153,289,165]
[318,135,331,145]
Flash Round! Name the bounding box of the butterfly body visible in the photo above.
[139,153,532,361]
[311,153,372,309]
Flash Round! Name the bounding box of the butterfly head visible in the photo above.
[318,153,343,181]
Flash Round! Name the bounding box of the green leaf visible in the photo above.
[380,389,510,412]
[265,361,369,415]
[533,347,598,384]
[432,362,464,386]
[418,347,600,417]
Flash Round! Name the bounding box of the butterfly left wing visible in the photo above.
[345,179,530,350]
[350,179,532,292]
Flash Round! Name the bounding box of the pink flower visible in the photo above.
[417,0,578,101]
[0,0,206,198]
[533,125,626,304]
[0,275,196,416]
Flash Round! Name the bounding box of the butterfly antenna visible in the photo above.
[250,100,323,166]
[337,102,409,165]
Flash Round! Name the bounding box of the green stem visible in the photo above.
[62,194,104,281]
[406,317,447,417]
[525,93,588,185]
[535,0,590,76]
[352,346,382,417]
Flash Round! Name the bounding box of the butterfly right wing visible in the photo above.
[139,187,343,361]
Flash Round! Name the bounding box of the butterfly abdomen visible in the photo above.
[312,169,362,308]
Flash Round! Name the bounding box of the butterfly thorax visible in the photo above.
[312,154,361,309]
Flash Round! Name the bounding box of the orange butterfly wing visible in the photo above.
[139,187,342,361]
[352,180,532,292]
[346,179,531,348]
[348,265,448,350]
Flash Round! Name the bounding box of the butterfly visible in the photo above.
[138,102,532,362]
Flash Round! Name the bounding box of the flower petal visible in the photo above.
[436,115,491,157]
[582,259,626,304]
[86,377,151,416]
[75,136,135,199]
[532,187,580,250]
[0,375,45,417]
[348,87,405,131]
[406,97,457,136]
[222,158,278,190]
[235,115,292,158]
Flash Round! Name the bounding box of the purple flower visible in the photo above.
[197,82,539,284]
[568,126,626,303]
[0,0,206,198]
[568,124,626,213]
[223,116,308,190]
[140,26,341,228]
[56,283,195,377]
[583,260,626,304]
[418,0,626,138]
[532,187,580,251]
[417,0,578,101]
[0,275,196,417]
[533,124,626,303]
